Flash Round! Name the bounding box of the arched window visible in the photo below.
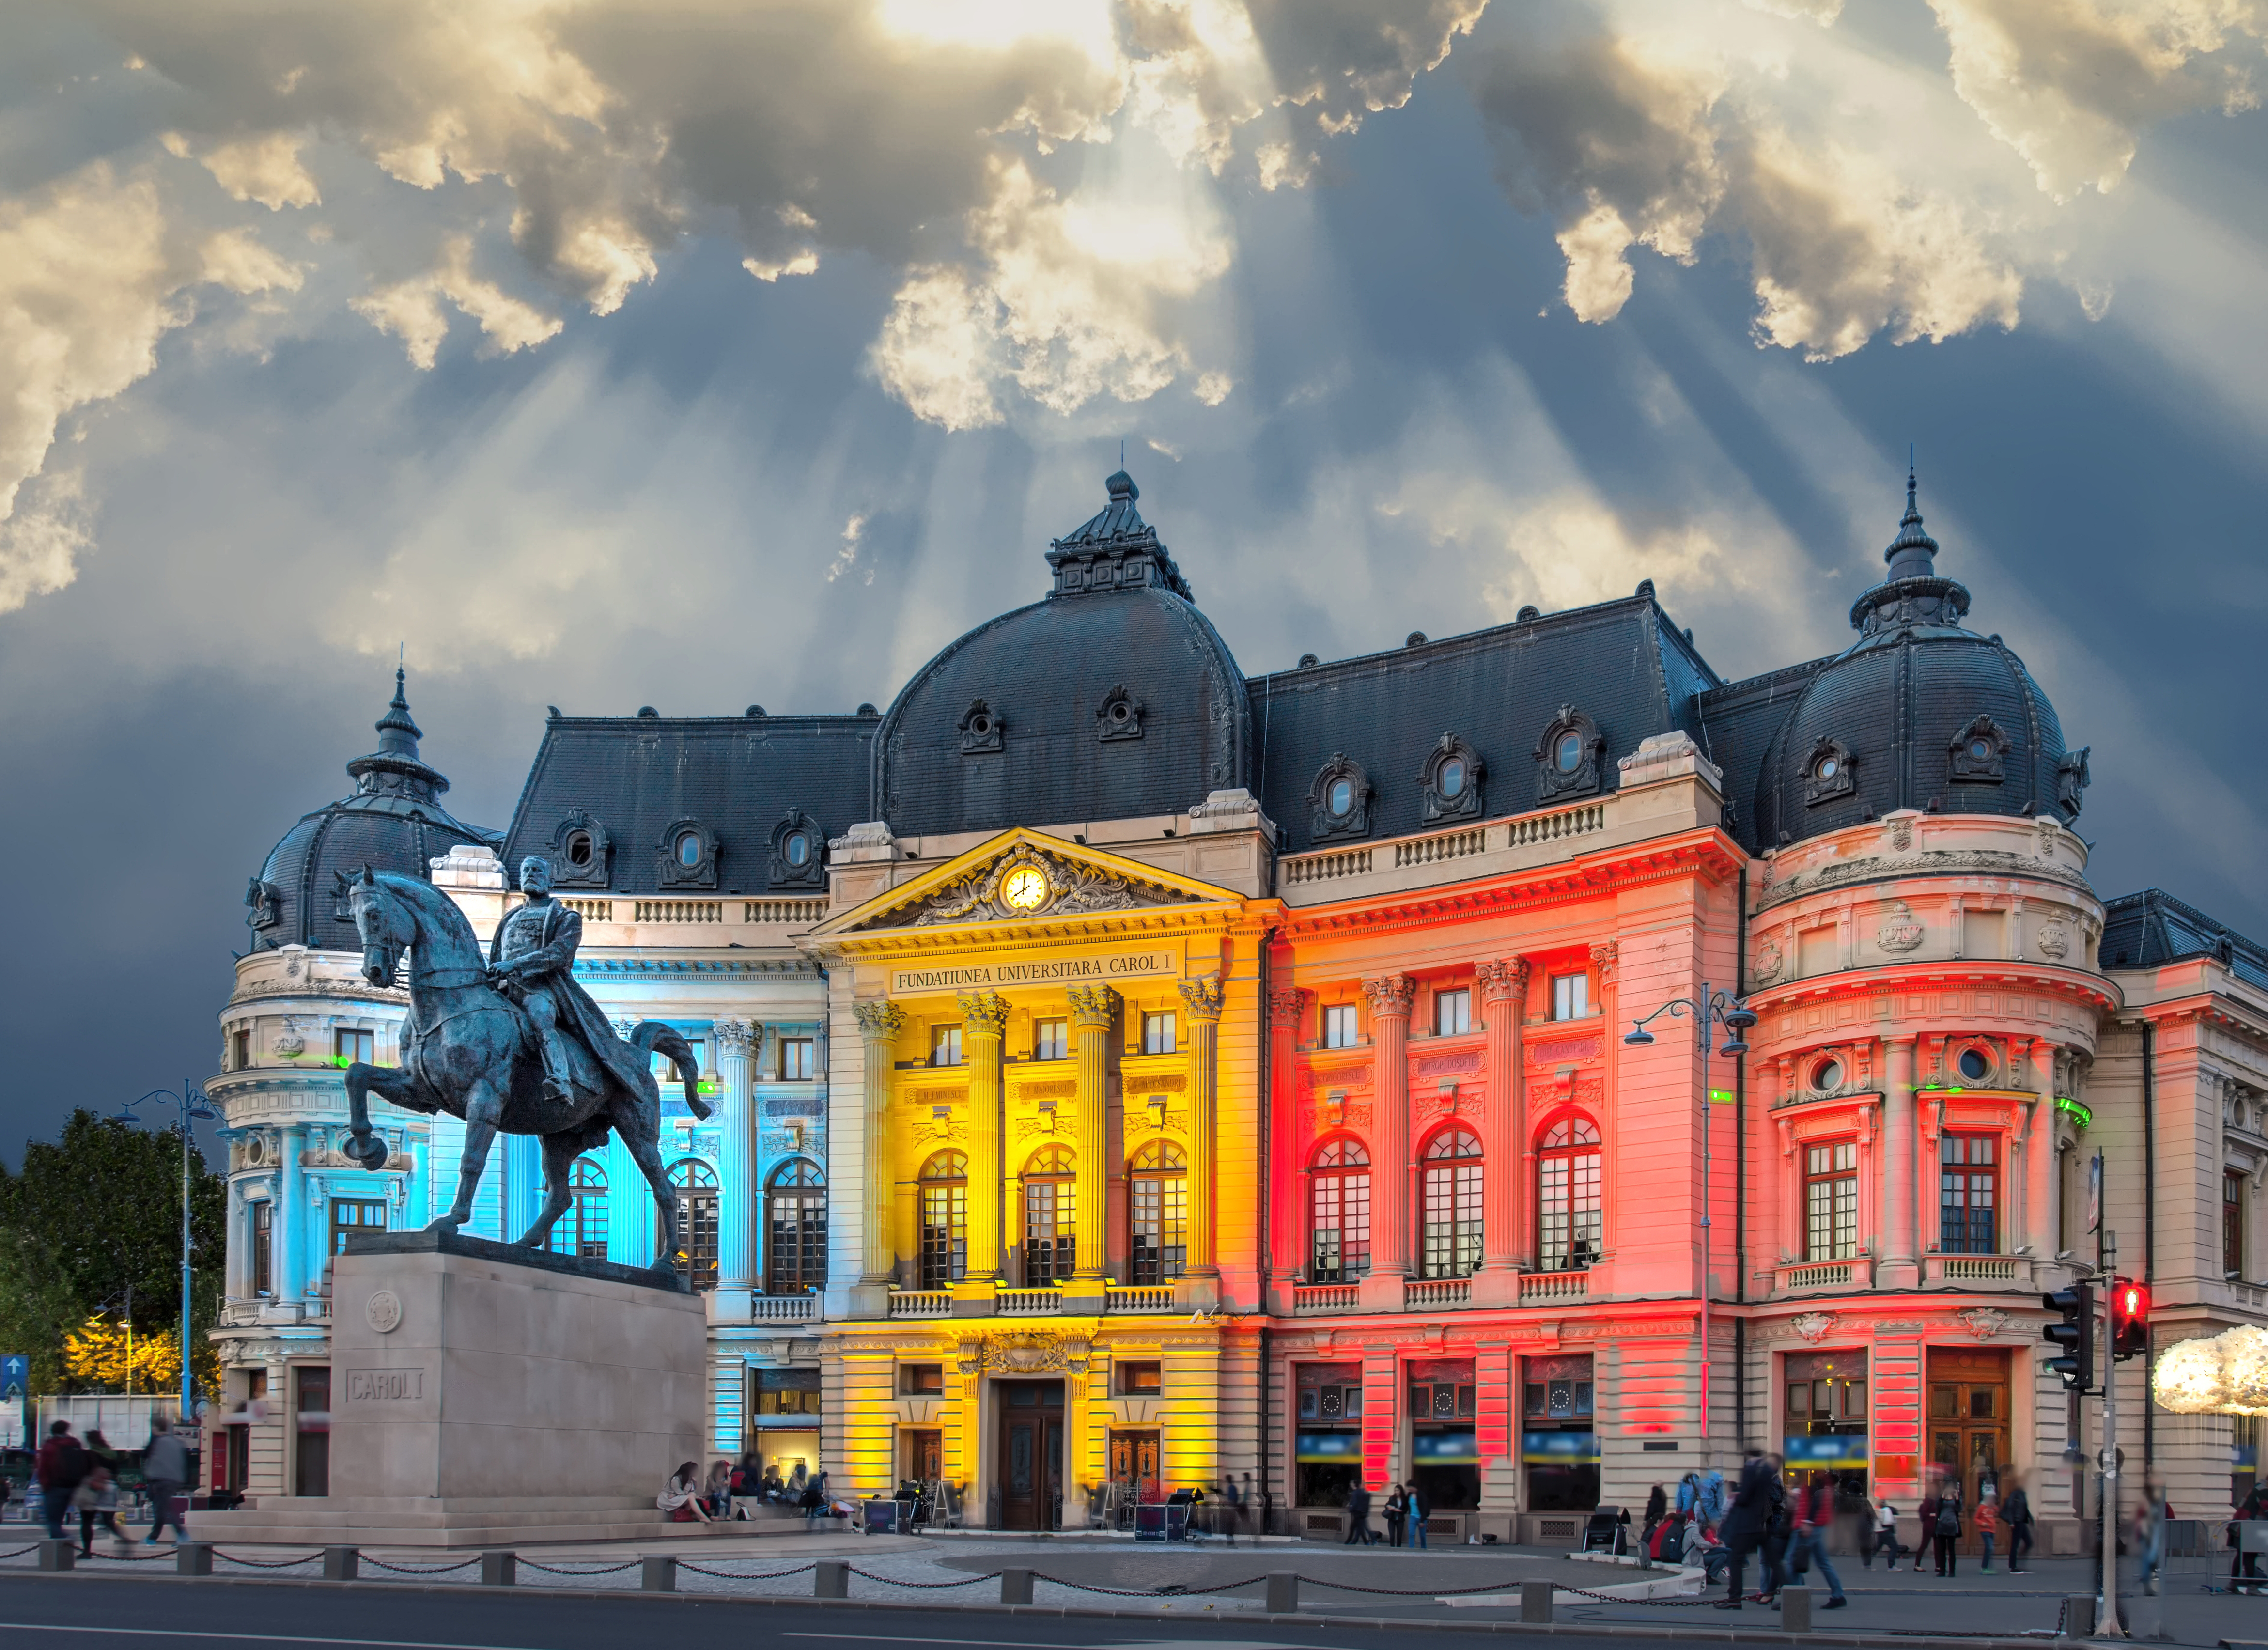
[1022,1144,1076,1286]
[1309,1138,1371,1282]
[666,1159,719,1291]
[764,1158,826,1295]
[1420,1129,1483,1279]
[1129,1141,1188,1285]
[918,1151,968,1289]
[548,1157,608,1261]
[1536,1116,1602,1273]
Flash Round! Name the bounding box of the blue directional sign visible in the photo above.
[0,1355,26,1400]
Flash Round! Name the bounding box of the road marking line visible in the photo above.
[0,1625,558,1650]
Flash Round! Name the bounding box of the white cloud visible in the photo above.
[192,131,322,210]
[352,238,563,368]
[0,470,93,617]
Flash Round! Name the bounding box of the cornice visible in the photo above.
[1749,960,2120,1017]
[575,956,820,979]
[1756,849,2097,915]
[810,901,1245,961]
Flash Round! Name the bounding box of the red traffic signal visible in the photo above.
[2111,1277,2151,1361]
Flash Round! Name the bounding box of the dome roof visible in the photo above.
[245,670,499,950]
[874,470,1250,837]
[1755,473,2089,848]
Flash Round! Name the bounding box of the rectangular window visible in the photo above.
[1940,1134,1999,1254]
[2229,1169,2249,1280]
[1804,1141,1859,1261]
[900,1363,944,1396]
[1310,1164,1371,1283]
[1322,1003,1359,1049]
[752,1368,822,1416]
[1552,973,1590,1021]
[1034,1019,1068,1061]
[1435,989,1471,1037]
[779,1037,814,1081]
[251,1201,274,1297]
[232,1028,251,1070]
[334,1027,374,1067]
[1409,1379,1477,1419]
[1117,1361,1163,1395]
[1142,1012,1177,1055]
[329,1198,388,1255]
[931,1025,963,1067]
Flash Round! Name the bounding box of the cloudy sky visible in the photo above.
[2,0,2264,1152]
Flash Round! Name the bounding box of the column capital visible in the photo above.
[1475,958,1529,1002]
[1268,987,1311,1029]
[1177,975,1226,1024]
[715,1018,758,1052]
[957,991,1010,1036]
[1361,973,1416,1019]
[1067,984,1120,1028]
[853,1000,906,1042]
[1587,940,1618,980]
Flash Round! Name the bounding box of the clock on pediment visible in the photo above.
[1001,864,1050,912]
[851,840,1209,931]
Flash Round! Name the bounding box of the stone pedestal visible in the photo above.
[190,1231,706,1547]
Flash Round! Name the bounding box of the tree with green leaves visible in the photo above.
[0,1110,226,1395]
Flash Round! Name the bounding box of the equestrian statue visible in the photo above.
[337,855,709,1272]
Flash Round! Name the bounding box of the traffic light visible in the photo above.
[2110,1277,2151,1361]
[2043,1283,2095,1391]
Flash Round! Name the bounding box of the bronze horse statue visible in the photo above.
[337,868,702,1270]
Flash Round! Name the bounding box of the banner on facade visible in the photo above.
[1520,1431,1599,1465]
[1412,1428,1478,1463]
[1295,1430,1362,1463]
[1784,1433,1868,1470]
[890,950,1181,995]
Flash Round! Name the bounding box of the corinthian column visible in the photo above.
[715,1020,756,1299]
[1364,975,1417,1288]
[1178,975,1227,1287]
[1067,986,1119,1286]
[1880,1034,1920,1288]
[958,992,1010,1289]
[1476,959,1529,1278]
[853,1002,905,1288]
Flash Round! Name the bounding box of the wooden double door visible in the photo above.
[1927,1347,2010,1550]
[997,1380,1065,1531]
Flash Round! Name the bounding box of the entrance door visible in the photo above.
[996,1380,1066,1530]
[904,1429,942,1485]
[1926,1347,2009,1550]
[1110,1430,1161,1498]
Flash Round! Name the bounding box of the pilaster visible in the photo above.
[851,1001,905,1314]
[1880,1034,1920,1287]
[1477,959,1529,1292]
[1178,975,1226,1304]
[1359,974,1415,1310]
[1067,986,1118,1300]
[957,992,1010,1296]
[714,1018,756,1319]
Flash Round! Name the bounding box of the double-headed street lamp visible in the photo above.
[111,1082,217,1418]
[1625,984,1756,1463]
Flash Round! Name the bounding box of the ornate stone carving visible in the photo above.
[1790,1311,1836,1344]
[854,1000,907,1042]
[1308,753,1373,841]
[958,698,1004,755]
[1014,1079,1078,1102]
[1753,937,1785,985]
[895,846,1195,928]
[1413,1051,1482,1079]
[1876,902,1925,953]
[1526,1034,1602,1066]
[365,1290,404,1334]
[1269,988,1312,1029]
[1177,975,1226,1024]
[2056,747,2090,816]
[1416,732,1485,825]
[1588,941,1618,981]
[1361,974,1416,1019]
[1889,816,1915,852]
[957,1332,1091,1374]
[1803,737,1856,808]
[1068,984,1121,1028]
[1095,685,1144,743]
[272,1019,306,1057]
[1475,958,1528,1003]
[1536,705,1604,803]
[1948,715,2009,785]
[715,1019,756,1053]
[2037,924,2071,962]
[910,1116,967,1146]
[1957,1307,2008,1341]
[957,991,1010,1035]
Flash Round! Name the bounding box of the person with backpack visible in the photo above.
[1915,1480,1940,1573]
[141,1415,191,1545]
[1864,1495,1902,1568]
[1714,1449,1777,1608]
[1787,1470,1849,1608]
[77,1430,125,1555]
[33,1420,87,1539]
[1931,1478,1964,1576]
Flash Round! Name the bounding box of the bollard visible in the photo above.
[642,1554,677,1593]
[2062,1596,2097,1639]
[37,1539,74,1572]
[1521,1580,1554,1623]
[1780,1585,1812,1631]
[177,1542,212,1577]
[322,1547,359,1582]
[479,1550,516,1587]
[1000,1568,1033,1605]
[1265,1572,1300,1614]
[815,1559,849,1599]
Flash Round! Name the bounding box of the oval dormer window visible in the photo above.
[1814,1058,1842,1091]
[1328,778,1353,817]
[785,833,810,868]
[1109,701,1132,727]
[565,830,595,870]
[969,712,992,736]
[1968,737,1993,763]
[1816,755,1839,781]
[1555,732,1583,773]
[676,831,703,869]
[1958,1047,1990,1082]
[1440,757,1466,799]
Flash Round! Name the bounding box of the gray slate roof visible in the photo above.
[2101,889,2268,992]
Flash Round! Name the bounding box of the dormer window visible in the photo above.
[675,832,701,868]
[1535,706,1602,802]
[567,831,597,869]
[1948,715,2008,785]
[959,699,1005,755]
[1418,733,1484,824]
[1096,685,1144,743]
[657,818,717,889]
[1308,754,1372,841]
[550,809,610,888]
[768,808,825,889]
[1803,737,1856,808]
[786,835,810,867]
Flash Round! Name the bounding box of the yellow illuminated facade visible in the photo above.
[808,828,1274,1527]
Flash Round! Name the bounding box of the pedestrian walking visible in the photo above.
[1344,1481,1377,1545]
[141,1415,190,1545]
[1916,1481,1940,1573]
[1931,1479,1963,1577]
[77,1431,125,1555]
[33,1421,87,1540]
[1242,1473,1259,1541]
[1786,1471,1848,1608]
[1975,1489,2000,1573]
[2003,1475,2033,1572]
[806,1470,831,1531]
[1758,1460,1791,1603]
[2137,1478,2171,1596]
[2230,1483,2265,1586]
[1384,1482,1407,1548]
[1864,1494,1902,1568]
[1714,1449,1776,1608]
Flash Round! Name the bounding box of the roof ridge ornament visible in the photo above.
[346,666,451,801]
[1847,464,1970,637]
[1044,467,1195,603]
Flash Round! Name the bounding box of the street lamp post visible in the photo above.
[112,1081,217,1418]
[1623,984,1756,1463]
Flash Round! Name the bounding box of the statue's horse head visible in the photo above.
[348,867,414,989]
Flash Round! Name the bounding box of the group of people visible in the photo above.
[1339,1479,1434,1546]
[24,1417,192,1553]
[658,1456,832,1525]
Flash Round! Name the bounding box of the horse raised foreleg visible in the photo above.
[431,1075,506,1234]
[518,1132,580,1249]
[343,1063,428,1170]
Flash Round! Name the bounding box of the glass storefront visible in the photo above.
[1783,1349,1869,1495]
[1295,1361,1364,1506]
[1522,1353,1597,1511]
[1408,1357,1478,1509]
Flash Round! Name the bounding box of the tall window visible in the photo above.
[1143,1012,1177,1055]
[251,1201,274,1297]
[1034,1019,1069,1060]
[1940,1134,1998,1254]
[1804,1142,1859,1261]
[1537,1116,1602,1272]
[1323,1003,1360,1049]
[330,1198,387,1254]
[1129,1141,1188,1284]
[1022,1145,1076,1285]
[1420,1128,1483,1279]
[931,1025,963,1067]
[1309,1138,1371,1282]
[232,1028,251,1070]
[2229,1169,2249,1280]
[666,1159,720,1290]
[918,1151,968,1289]
[1551,973,1589,1021]
[1435,989,1471,1037]
[779,1037,814,1081]
[334,1027,373,1066]
[549,1158,609,1260]
[765,1159,826,1293]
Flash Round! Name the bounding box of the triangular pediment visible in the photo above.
[819,829,1233,936]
